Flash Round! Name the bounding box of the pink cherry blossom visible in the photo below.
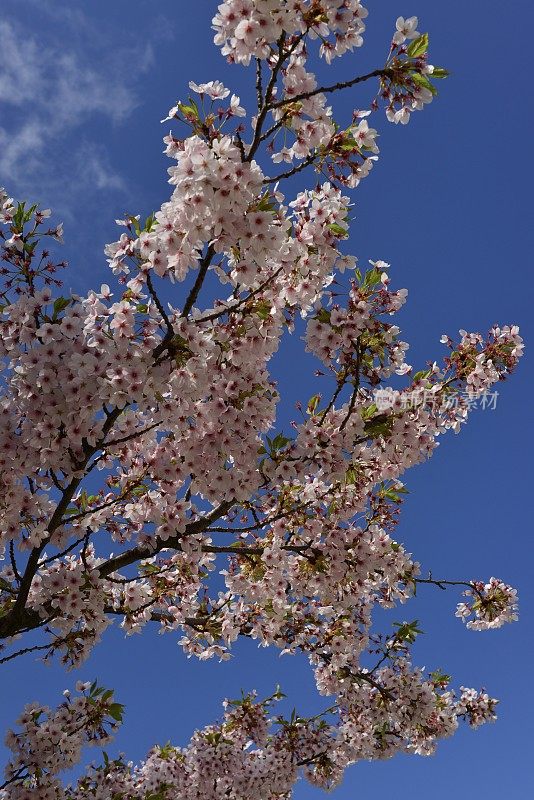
[0,5,522,798]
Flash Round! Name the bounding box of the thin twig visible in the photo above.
[102,421,162,449]
[263,153,316,184]
[0,642,53,665]
[318,378,346,427]
[258,111,290,144]
[194,267,283,323]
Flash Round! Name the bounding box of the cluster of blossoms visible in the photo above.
[455,578,519,631]
[212,0,369,65]
[441,327,524,398]
[2,682,123,800]
[305,260,409,378]
[0,3,521,797]
[1,681,497,799]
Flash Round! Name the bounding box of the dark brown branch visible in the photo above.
[0,767,27,791]
[415,577,475,591]
[49,468,66,491]
[0,642,53,665]
[9,540,21,583]
[270,67,392,110]
[340,341,362,431]
[235,131,246,160]
[97,501,234,578]
[258,111,290,144]
[255,58,263,109]
[38,534,89,568]
[146,272,174,335]
[202,542,313,556]
[339,385,359,431]
[318,378,346,427]
[194,267,283,324]
[263,153,316,184]
[246,32,307,162]
[246,34,286,162]
[0,407,123,639]
[102,421,161,449]
[181,244,215,317]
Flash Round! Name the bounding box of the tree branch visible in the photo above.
[194,267,283,324]
[255,58,263,109]
[97,501,234,578]
[0,407,123,639]
[263,153,317,184]
[146,272,174,335]
[181,243,215,317]
[270,67,392,110]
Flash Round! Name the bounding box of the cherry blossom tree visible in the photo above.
[0,2,523,798]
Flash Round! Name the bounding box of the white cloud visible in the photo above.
[74,142,127,193]
[0,11,168,204]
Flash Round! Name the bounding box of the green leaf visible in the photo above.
[24,204,37,223]
[52,296,70,318]
[108,703,124,722]
[340,136,358,151]
[256,192,277,212]
[307,394,321,415]
[411,71,437,95]
[255,300,271,320]
[412,369,431,383]
[23,241,37,255]
[364,416,392,438]
[328,222,348,239]
[178,101,200,120]
[362,267,382,289]
[140,562,161,575]
[361,403,378,421]
[158,742,177,761]
[393,619,424,643]
[429,669,451,685]
[407,33,429,58]
[431,67,449,79]
[383,486,408,503]
[144,213,157,233]
[272,432,291,450]
[345,465,358,485]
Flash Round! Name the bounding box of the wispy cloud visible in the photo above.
[74,142,127,193]
[0,10,170,209]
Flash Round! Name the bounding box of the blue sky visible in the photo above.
[1,1,533,797]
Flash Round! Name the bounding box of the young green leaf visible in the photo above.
[407,32,429,58]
